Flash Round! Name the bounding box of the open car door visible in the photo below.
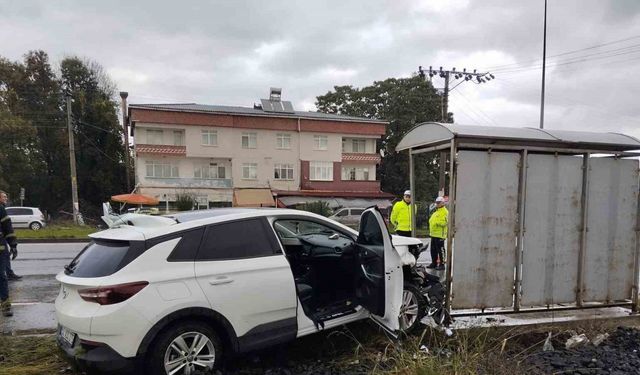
[355,207,403,333]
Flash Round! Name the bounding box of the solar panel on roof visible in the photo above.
[281,101,295,113]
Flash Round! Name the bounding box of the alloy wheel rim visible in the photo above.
[399,290,419,330]
[164,331,216,375]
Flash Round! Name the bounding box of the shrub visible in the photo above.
[175,193,195,211]
[298,201,332,217]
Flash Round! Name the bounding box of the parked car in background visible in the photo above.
[6,206,46,230]
[328,207,366,226]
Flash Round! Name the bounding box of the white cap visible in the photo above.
[435,196,445,203]
[403,190,411,196]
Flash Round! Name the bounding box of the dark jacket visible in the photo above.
[0,204,17,248]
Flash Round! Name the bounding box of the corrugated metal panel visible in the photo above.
[521,155,583,307]
[452,151,520,309]
[583,158,639,302]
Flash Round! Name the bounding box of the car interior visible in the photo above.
[273,219,363,324]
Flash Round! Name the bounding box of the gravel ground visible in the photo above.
[526,327,640,375]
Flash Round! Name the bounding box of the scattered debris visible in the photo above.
[444,327,454,337]
[592,333,609,347]
[419,345,429,354]
[565,333,589,349]
[528,327,640,374]
[542,332,554,352]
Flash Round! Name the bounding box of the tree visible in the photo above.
[0,51,64,212]
[60,57,128,219]
[316,75,453,202]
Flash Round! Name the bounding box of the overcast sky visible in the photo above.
[2,0,640,137]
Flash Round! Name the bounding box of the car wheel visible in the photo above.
[147,321,222,375]
[29,222,42,231]
[399,283,426,335]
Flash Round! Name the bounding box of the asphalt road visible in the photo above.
[0,242,88,335]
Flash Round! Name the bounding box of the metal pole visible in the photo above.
[514,150,528,311]
[66,95,80,225]
[120,92,131,192]
[577,153,590,307]
[539,0,547,129]
[443,72,450,123]
[445,140,457,311]
[409,150,416,237]
[632,163,640,312]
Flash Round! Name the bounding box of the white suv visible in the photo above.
[55,207,424,374]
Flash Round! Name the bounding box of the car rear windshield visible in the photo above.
[64,240,146,278]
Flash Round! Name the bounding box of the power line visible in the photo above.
[452,89,500,126]
[483,34,640,71]
[494,45,640,74]
[75,128,122,164]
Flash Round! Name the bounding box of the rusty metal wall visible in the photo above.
[520,154,583,307]
[452,151,520,309]
[583,158,639,302]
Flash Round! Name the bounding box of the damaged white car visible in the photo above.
[55,207,444,374]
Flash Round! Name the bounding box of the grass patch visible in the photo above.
[0,335,80,375]
[16,225,96,239]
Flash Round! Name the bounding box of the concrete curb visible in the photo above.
[19,238,90,244]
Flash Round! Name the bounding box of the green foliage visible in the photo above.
[316,76,453,203]
[0,51,128,220]
[175,193,195,211]
[298,201,332,217]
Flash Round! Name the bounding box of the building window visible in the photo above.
[242,163,258,179]
[146,129,163,145]
[242,132,257,149]
[173,130,185,146]
[276,133,291,149]
[145,160,179,178]
[352,139,366,153]
[313,135,328,150]
[310,161,333,181]
[194,163,226,179]
[202,130,218,146]
[342,166,371,181]
[274,164,294,180]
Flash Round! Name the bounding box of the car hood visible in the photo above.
[391,235,423,247]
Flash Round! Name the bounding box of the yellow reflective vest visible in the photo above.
[390,200,412,232]
[429,206,448,239]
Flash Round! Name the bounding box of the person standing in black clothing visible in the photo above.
[0,190,18,317]
[0,193,21,281]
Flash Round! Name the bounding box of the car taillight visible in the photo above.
[78,281,149,305]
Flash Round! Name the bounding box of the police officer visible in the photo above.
[427,196,448,270]
[0,190,18,317]
[390,190,413,237]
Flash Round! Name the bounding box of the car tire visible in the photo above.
[29,222,42,231]
[146,321,222,375]
[398,283,426,336]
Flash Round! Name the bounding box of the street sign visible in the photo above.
[19,187,25,205]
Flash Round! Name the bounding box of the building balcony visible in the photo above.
[136,144,187,156]
[142,177,233,189]
[301,179,381,192]
[341,152,381,164]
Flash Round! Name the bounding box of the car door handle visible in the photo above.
[208,276,233,285]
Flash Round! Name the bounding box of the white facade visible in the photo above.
[134,122,379,206]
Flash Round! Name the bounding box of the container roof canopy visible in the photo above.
[396,122,640,152]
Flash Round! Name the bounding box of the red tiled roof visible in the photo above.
[341,153,381,163]
[136,144,186,155]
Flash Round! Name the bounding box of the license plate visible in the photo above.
[59,326,76,346]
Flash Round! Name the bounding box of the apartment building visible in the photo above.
[128,89,392,209]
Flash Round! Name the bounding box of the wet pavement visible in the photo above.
[0,242,87,335]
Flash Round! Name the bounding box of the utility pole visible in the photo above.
[120,91,131,192]
[419,66,495,194]
[66,95,80,225]
[539,0,548,129]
